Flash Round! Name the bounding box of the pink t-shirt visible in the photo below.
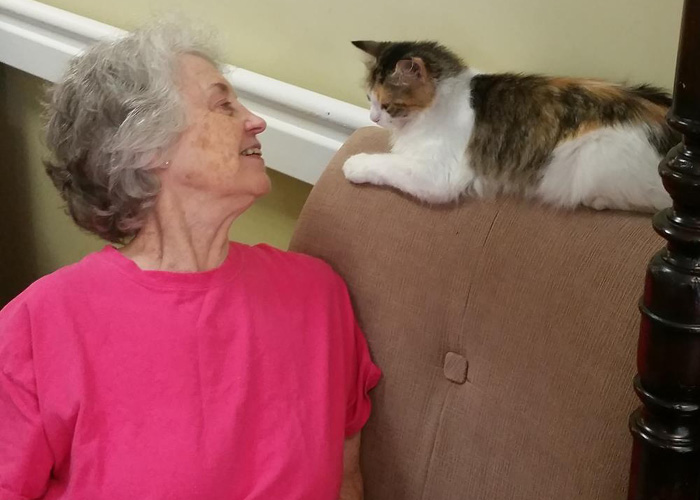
[0,243,380,500]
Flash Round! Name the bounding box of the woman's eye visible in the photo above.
[219,101,235,114]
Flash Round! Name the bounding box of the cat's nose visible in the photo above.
[370,110,381,123]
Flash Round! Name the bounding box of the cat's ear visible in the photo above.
[352,40,383,58]
[392,58,428,83]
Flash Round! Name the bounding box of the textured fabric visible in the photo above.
[289,127,663,500]
[0,243,380,500]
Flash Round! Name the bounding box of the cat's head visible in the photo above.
[352,41,465,129]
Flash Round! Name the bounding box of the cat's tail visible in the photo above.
[629,84,673,107]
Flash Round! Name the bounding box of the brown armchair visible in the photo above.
[290,2,700,497]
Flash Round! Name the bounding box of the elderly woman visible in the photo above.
[0,24,380,500]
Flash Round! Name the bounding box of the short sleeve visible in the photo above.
[0,300,53,499]
[342,308,381,437]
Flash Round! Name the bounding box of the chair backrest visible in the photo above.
[290,127,662,499]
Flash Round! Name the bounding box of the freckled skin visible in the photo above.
[157,54,269,202]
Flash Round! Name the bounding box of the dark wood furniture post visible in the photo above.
[628,1,700,498]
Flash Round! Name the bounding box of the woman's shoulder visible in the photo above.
[239,243,344,287]
[1,249,108,313]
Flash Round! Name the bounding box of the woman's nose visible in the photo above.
[245,108,267,134]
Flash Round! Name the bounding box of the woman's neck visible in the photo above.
[120,191,252,272]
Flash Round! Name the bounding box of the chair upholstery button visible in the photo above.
[444,352,468,384]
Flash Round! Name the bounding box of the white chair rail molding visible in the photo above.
[0,0,374,184]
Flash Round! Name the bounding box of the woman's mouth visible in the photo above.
[240,147,262,157]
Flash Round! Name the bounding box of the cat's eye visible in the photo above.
[365,94,370,101]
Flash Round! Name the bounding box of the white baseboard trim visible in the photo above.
[0,0,374,184]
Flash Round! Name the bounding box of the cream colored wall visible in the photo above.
[38,0,685,104]
[0,65,310,303]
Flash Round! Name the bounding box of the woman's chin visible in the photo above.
[237,157,271,196]
[252,171,272,197]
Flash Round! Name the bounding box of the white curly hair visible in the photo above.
[44,21,219,242]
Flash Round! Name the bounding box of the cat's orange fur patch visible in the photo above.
[640,101,669,124]
[372,84,389,105]
[548,77,625,99]
[373,80,437,111]
[549,76,669,128]
[562,120,606,142]
[404,80,437,109]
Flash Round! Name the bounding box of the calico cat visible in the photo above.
[343,41,678,212]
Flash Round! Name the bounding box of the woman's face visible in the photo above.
[159,54,269,206]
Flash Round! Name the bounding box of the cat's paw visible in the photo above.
[342,154,381,185]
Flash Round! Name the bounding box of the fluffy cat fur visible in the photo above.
[343,40,678,212]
